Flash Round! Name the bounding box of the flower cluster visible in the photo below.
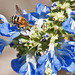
[0,0,75,75]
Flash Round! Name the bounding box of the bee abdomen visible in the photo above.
[12,16,19,24]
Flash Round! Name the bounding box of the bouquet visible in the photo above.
[0,0,75,75]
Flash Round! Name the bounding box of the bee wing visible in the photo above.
[16,5,23,16]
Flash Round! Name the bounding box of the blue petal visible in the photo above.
[61,41,75,57]
[62,59,75,73]
[10,26,18,31]
[37,51,62,74]
[62,17,75,34]
[0,23,11,37]
[37,52,51,74]
[37,53,48,64]
[23,64,34,75]
[0,38,11,55]
[62,58,75,73]
[31,12,39,19]
[39,12,46,19]
[70,11,75,16]
[56,46,75,73]
[36,3,45,15]
[29,20,35,25]
[45,15,50,18]
[42,6,50,14]
[23,13,36,25]
[0,47,5,55]
[23,13,32,22]
[22,10,27,15]
[65,46,75,57]
[58,49,73,58]
[0,44,5,55]
[42,33,49,40]
[52,54,61,74]
[11,58,28,74]
[38,62,47,75]
[70,10,75,20]
[51,63,58,74]
[0,14,8,23]
[11,56,38,75]
[0,22,21,38]
[56,51,73,67]
[29,3,51,25]
[29,62,39,75]
[19,63,28,74]
[38,59,50,75]
[51,2,57,8]
[36,3,50,15]
[10,32,20,40]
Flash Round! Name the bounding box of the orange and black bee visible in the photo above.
[11,16,29,28]
[10,5,31,30]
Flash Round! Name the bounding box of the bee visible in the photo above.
[10,16,29,28]
[10,5,31,30]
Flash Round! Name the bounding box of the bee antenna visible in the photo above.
[16,5,18,10]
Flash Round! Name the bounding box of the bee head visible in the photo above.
[9,16,14,23]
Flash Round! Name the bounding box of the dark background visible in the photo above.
[0,0,74,75]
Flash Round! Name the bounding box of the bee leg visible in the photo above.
[22,27,26,31]
[20,24,30,31]
[26,25,31,31]
[17,25,20,30]
[16,24,22,30]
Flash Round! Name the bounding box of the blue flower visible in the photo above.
[37,44,61,75]
[50,2,57,8]
[62,9,75,34]
[0,14,35,40]
[29,3,57,27]
[0,14,11,37]
[62,59,75,73]
[61,41,75,59]
[11,55,38,75]
[0,38,11,55]
[55,48,75,73]
[37,53,50,75]
[0,14,8,23]
[42,33,49,40]
[37,51,61,75]
[28,3,51,27]
[36,3,50,15]
[58,41,75,73]
[37,42,75,74]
